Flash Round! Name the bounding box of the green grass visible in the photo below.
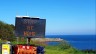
[45,45,85,54]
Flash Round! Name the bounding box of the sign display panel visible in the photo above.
[2,44,10,54]
[15,17,46,38]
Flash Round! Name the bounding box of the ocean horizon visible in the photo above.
[45,35,96,50]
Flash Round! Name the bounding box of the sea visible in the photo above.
[45,35,96,50]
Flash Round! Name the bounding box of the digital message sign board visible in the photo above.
[15,16,46,38]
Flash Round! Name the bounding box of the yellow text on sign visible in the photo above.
[2,44,10,54]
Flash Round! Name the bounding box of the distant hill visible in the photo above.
[0,20,15,41]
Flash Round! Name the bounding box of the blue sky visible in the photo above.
[0,0,95,35]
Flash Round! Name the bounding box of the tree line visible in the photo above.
[0,20,15,41]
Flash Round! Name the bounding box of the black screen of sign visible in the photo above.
[15,17,46,38]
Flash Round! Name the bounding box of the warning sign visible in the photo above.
[15,16,46,38]
[2,44,10,54]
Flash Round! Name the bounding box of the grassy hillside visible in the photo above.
[44,42,85,54]
[45,47,84,54]
[0,39,96,54]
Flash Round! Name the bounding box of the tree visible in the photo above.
[0,20,15,41]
